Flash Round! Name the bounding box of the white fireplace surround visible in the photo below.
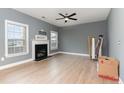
[32,40,49,60]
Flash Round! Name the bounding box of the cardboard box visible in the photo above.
[98,56,119,81]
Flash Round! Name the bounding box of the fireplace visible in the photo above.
[32,40,49,61]
[35,44,47,61]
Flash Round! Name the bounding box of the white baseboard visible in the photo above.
[49,52,60,56]
[119,78,124,84]
[0,58,33,70]
[49,51,89,56]
[59,51,89,56]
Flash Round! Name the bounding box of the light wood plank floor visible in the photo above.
[0,54,118,84]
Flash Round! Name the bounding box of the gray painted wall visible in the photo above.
[108,9,124,82]
[0,8,59,66]
[59,21,108,55]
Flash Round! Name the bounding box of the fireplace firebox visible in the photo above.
[35,44,47,61]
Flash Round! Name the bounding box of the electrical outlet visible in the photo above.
[117,41,121,45]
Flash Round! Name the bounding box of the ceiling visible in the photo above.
[14,8,111,27]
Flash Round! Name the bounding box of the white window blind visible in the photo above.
[50,31,58,50]
[5,20,29,57]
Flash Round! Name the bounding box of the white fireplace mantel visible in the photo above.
[32,40,49,60]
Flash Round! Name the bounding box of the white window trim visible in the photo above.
[50,31,58,50]
[5,20,29,58]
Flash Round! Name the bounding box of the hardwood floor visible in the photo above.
[0,54,118,84]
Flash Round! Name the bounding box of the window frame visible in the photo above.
[50,31,58,50]
[5,20,29,58]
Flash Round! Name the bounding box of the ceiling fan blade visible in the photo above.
[56,18,65,20]
[59,13,65,18]
[68,13,76,17]
[68,18,77,20]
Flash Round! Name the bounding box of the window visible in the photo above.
[50,31,58,50]
[5,20,29,57]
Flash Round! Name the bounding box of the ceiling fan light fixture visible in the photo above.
[65,18,69,21]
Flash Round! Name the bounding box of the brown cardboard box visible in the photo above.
[98,56,119,81]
